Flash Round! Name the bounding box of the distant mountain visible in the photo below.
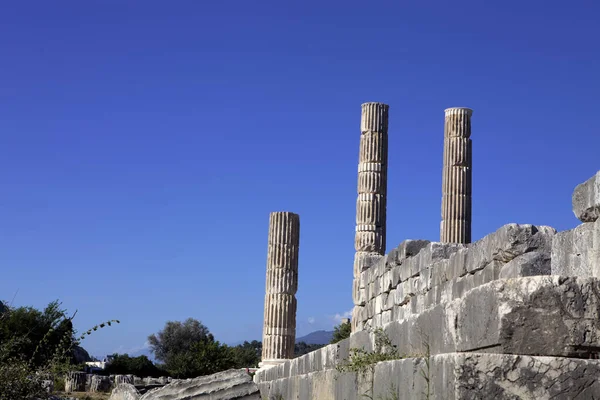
[227,330,333,347]
[129,347,156,362]
[295,330,333,345]
[227,339,259,347]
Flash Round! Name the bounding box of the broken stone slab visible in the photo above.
[109,383,141,400]
[115,374,134,385]
[551,218,600,278]
[386,240,431,266]
[498,251,551,279]
[354,252,383,276]
[573,170,600,222]
[399,242,464,282]
[64,371,86,392]
[448,223,555,279]
[90,375,112,392]
[140,369,259,400]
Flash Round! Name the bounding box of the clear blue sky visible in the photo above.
[1,1,599,358]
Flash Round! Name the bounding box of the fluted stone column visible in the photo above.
[352,102,389,330]
[440,107,473,244]
[260,212,299,367]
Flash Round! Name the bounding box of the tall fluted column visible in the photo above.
[352,103,389,330]
[260,212,299,367]
[440,107,473,244]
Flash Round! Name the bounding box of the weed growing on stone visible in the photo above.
[336,328,403,399]
[336,328,402,379]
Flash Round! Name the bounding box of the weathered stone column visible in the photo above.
[260,212,299,367]
[352,102,389,330]
[440,107,473,244]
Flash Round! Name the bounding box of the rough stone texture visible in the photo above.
[499,251,551,279]
[552,218,600,278]
[373,354,600,400]
[257,353,600,400]
[440,107,473,244]
[90,375,113,392]
[140,369,259,400]
[573,170,600,222]
[261,211,299,364]
[354,223,555,332]
[256,269,600,397]
[110,383,141,400]
[115,374,134,385]
[85,373,94,391]
[353,102,389,331]
[65,371,86,392]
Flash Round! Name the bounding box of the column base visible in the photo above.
[258,359,288,369]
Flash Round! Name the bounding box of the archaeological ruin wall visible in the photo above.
[254,103,600,399]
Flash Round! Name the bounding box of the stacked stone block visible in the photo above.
[255,207,600,398]
[440,107,473,244]
[552,170,600,278]
[65,371,86,393]
[353,102,389,331]
[261,212,300,366]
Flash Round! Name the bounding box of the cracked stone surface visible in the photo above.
[258,353,600,399]
[140,369,259,400]
[552,218,600,278]
[109,384,141,400]
[355,223,556,332]
[573,170,600,222]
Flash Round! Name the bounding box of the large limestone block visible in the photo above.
[386,240,431,265]
[115,374,134,384]
[499,251,551,279]
[552,219,600,278]
[333,372,358,400]
[573,170,600,222]
[373,353,600,399]
[372,358,429,400]
[110,383,141,400]
[65,371,86,392]
[449,224,555,279]
[90,375,112,392]
[374,276,600,358]
[140,369,259,400]
[454,276,600,357]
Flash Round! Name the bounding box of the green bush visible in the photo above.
[0,299,118,400]
[103,353,166,377]
[331,321,351,344]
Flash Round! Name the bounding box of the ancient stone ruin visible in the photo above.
[65,372,172,396]
[440,107,472,244]
[109,369,260,400]
[260,211,300,367]
[253,103,600,399]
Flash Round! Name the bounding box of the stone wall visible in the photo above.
[353,223,555,332]
[254,170,600,399]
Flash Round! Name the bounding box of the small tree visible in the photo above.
[229,340,261,368]
[330,320,351,344]
[103,353,165,377]
[148,318,236,378]
[148,318,212,364]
